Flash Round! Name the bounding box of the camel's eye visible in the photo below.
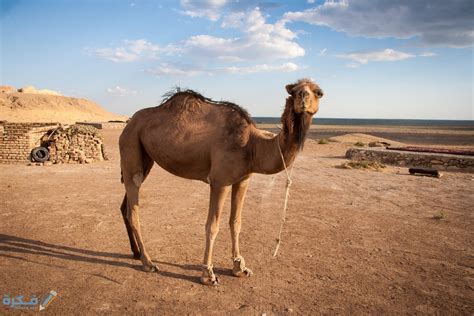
[316,89,324,98]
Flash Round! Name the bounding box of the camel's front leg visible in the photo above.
[201,184,230,286]
[230,178,253,277]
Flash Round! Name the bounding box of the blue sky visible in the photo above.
[1,0,473,119]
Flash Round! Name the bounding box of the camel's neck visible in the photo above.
[249,132,296,175]
[250,104,312,175]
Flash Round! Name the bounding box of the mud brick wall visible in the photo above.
[0,122,58,164]
[48,125,106,164]
[76,121,127,129]
[346,148,474,172]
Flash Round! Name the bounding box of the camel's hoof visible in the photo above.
[201,265,219,286]
[142,264,159,273]
[232,256,253,278]
[233,267,253,277]
[200,275,219,286]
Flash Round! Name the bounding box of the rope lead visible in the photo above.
[272,135,296,257]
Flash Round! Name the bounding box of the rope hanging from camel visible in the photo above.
[272,135,296,257]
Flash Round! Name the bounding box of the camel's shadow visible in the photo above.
[0,234,231,285]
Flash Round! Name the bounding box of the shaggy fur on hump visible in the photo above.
[160,88,255,126]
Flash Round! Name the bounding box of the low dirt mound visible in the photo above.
[0,90,127,124]
[329,133,404,146]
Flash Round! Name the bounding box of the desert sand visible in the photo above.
[0,126,473,314]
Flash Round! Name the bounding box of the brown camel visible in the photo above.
[119,78,323,285]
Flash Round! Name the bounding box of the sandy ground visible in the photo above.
[0,128,473,314]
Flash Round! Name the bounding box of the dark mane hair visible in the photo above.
[160,88,255,126]
[281,97,310,152]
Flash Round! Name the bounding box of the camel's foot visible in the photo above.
[200,264,219,286]
[142,263,159,272]
[232,255,253,277]
[141,255,159,272]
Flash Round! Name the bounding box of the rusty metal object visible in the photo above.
[387,146,474,156]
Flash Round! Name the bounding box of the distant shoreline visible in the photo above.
[254,117,474,130]
[257,122,474,147]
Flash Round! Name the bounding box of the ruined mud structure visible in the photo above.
[0,122,107,164]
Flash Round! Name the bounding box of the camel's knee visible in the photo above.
[132,172,143,188]
[206,223,220,241]
[229,219,241,232]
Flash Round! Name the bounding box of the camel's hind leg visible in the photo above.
[120,195,140,259]
[120,155,154,260]
[123,173,158,272]
[120,130,157,271]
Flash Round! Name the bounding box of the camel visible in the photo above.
[119,78,323,285]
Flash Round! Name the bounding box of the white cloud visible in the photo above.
[91,39,160,62]
[284,0,474,47]
[147,62,300,76]
[90,8,304,76]
[319,48,327,56]
[180,0,227,21]
[91,8,303,66]
[184,8,304,61]
[106,86,137,96]
[147,63,212,77]
[419,52,436,57]
[179,0,281,21]
[338,48,415,67]
[222,62,300,74]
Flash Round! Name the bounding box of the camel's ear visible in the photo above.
[315,88,324,98]
[286,84,296,95]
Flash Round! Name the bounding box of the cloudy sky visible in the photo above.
[1,0,473,119]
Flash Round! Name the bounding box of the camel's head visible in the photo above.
[286,78,323,115]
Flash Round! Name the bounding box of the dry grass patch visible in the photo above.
[338,160,386,171]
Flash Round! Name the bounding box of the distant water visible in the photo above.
[254,117,474,130]
[254,117,473,145]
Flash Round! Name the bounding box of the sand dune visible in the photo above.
[0,91,127,124]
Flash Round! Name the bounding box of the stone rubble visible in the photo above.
[0,122,107,164]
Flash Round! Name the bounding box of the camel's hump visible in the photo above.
[159,88,255,126]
